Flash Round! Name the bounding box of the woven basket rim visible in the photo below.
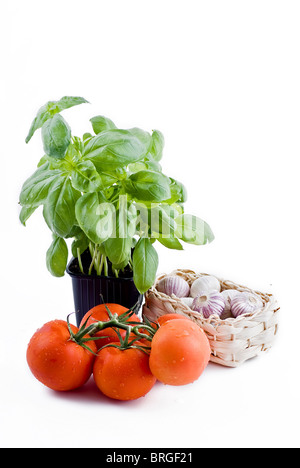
[145,269,279,327]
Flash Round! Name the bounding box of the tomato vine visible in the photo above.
[67,304,157,355]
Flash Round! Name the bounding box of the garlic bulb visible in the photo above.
[180,297,194,308]
[156,275,190,298]
[221,289,241,312]
[192,290,225,318]
[191,276,221,298]
[230,292,264,318]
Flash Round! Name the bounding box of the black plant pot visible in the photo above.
[67,251,144,327]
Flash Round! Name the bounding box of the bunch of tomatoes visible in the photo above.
[26,304,211,401]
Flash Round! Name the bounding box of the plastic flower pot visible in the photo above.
[67,251,143,327]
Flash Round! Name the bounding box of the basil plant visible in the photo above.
[19,96,214,294]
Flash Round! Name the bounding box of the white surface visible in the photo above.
[1,0,299,449]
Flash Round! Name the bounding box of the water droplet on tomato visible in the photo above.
[176,331,190,338]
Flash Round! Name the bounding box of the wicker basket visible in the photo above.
[143,269,280,368]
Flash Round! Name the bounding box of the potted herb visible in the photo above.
[19,96,214,325]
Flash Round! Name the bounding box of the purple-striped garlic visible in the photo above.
[156,275,190,298]
[190,276,221,298]
[221,289,241,312]
[180,297,194,308]
[230,292,263,318]
[192,290,225,318]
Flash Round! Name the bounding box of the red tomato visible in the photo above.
[149,319,211,386]
[27,320,97,392]
[156,313,191,326]
[93,344,156,401]
[137,321,159,347]
[80,303,140,350]
[138,314,190,347]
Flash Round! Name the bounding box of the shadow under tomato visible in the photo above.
[46,377,157,407]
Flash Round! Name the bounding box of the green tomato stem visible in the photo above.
[72,315,157,349]
[74,318,129,343]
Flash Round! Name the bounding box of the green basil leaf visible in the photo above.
[90,115,117,134]
[105,237,132,266]
[137,205,175,237]
[83,132,93,140]
[37,155,49,168]
[37,155,67,170]
[71,160,103,193]
[42,114,71,159]
[43,177,80,238]
[157,236,184,250]
[104,201,137,265]
[103,184,120,201]
[134,202,152,236]
[149,130,164,162]
[65,225,82,239]
[71,230,90,257]
[75,192,115,244]
[64,142,81,164]
[112,257,131,271]
[26,104,54,144]
[160,203,182,219]
[83,129,149,171]
[175,214,215,245]
[26,96,88,143]
[128,128,152,152]
[128,161,148,174]
[72,136,84,154]
[165,178,188,204]
[116,198,137,238]
[55,96,89,112]
[148,205,176,237]
[46,235,69,277]
[101,172,121,188]
[19,167,62,207]
[132,238,159,293]
[124,170,171,202]
[19,205,38,226]
[144,155,162,172]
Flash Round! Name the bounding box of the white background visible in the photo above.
[1,0,299,449]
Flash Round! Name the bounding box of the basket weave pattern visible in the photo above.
[143,269,280,368]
